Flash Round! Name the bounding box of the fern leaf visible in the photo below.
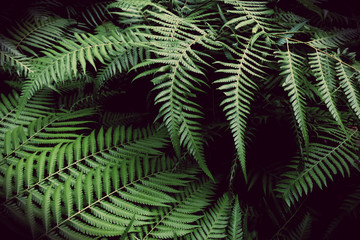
[214,37,268,180]
[1,109,94,165]
[288,213,312,240]
[222,0,275,34]
[189,193,232,239]
[227,196,243,240]
[26,192,36,239]
[335,62,360,120]
[74,171,84,211]
[79,1,113,28]
[132,8,220,178]
[52,184,62,225]
[64,176,74,217]
[0,39,33,76]
[144,176,217,238]
[19,30,141,109]
[42,184,53,232]
[5,17,76,56]
[33,156,202,239]
[276,40,309,148]
[4,164,14,199]
[276,128,359,206]
[308,50,345,131]
[14,158,24,194]
[97,28,150,85]
[308,28,360,49]
[24,153,36,187]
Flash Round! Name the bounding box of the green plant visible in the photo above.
[1,0,360,239]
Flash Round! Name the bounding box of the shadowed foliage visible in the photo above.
[0,0,360,239]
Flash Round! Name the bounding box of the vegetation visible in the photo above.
[0,0,360,239]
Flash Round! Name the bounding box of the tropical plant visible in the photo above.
[0,0,360,239]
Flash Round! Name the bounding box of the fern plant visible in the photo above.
[1,0,360,239]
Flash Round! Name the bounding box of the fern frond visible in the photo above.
[5,17,76,57]
[308,28,360,49]
[341,186,360,216]
[178,111,212,179]
[335,62,360,120]
[0,90,52,134]
[0,124,169,202]
[276,40,309,148]
[132,7,220,178]
[19,29,145,110]
[214,37,269,180]
[79,1,112,28]
[276,127,359,206]
[107,0,152,25]
[26,191,37,238]
[227,195,243,240]
[108,0,152,10]
[0,108,94,166]
[143,176,216,238]
[308,50,345,131]
[277,11,308,24]
[96,28,150,84]
[0,89,59,159]
[0,36,33,76]
[12,155,207,239]
[287,213,312,240]
[187,193,232,239]
[222,0,275,34]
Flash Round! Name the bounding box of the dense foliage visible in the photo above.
[0,0,360,239]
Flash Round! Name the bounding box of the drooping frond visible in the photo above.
[308,50,345,131]
[56,82,120,111]
[340,186,360,216]
[276,41,309,148]
[335,61,360,120]
[132,6,220,178]
[214,37,269,180]
[276,127,359,206]
[276,21,308,46]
